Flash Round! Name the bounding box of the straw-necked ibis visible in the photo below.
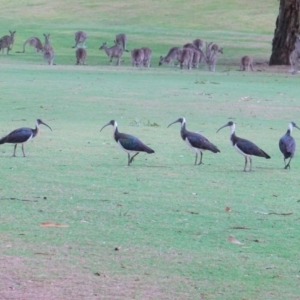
[279,122,300,169]
[0,119,52,157]
[217,121,270,171]
[100,120,154,166]
[168,117,220,165]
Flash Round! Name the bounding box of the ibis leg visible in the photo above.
[21,144,26,157]
[13,144,17,157]
[243,157,247,172]
[284,158,292,169]
[129,152,139,165]
[249,157,252,171]
[194,153,198,165]
[198,152,204,165]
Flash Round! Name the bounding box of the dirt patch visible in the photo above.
[0,255,196,300]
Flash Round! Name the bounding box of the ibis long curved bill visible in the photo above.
[0,119,52,157]
[217,121,270,171]
[168,117,220,165]
[100,119,154,166]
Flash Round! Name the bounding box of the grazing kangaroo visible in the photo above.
[159,47,181,66]
[193,38,204,50]
[16,37,43,53]
[204,42,218,72]
[289,34,300,74]
[43,34,54,65]
[131,48,145,67]
[211,43,223,54]
[141,47,152,67]
[99,42,124,66]
[0,30,16,54]
[115,33,127,51]
[72,31,87,48]
[240,55,254,71]
[177,48,194,70]
[76,48,87,65]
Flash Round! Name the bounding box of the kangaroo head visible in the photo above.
[99,42,107,49]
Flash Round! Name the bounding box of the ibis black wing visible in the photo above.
[188,132,220,153]
[118,133,154,153]
[0,128,33,144]
[279,135,295,158]
[236,138,270,158]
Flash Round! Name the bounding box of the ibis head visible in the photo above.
[100,120,116,132]
[216,121,235,133]
[289,122,300,132]
[167,117,185,128]
[37,119,52,131]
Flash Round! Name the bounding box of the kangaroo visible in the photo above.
[115,33,127,51]
[289,34,300,74]
[193,38,204,50]
[99,42,124,66]
[0,30,16,54]
[183,43,204,68]
[16,37,43,53]
[76,48,87,65]
[240,55,254,71]
[204,42,218,72]
[177,48,194,70]
[211,43,223,54]
[131,48,145,67]
[43,34,54,65]
[159,47,181,66]
[141,47,152,67]
[72,31,87,48]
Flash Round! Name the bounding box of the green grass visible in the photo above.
[1,1,300,299]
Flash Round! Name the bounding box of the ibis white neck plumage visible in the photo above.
[113,121,118,133]
[230,123,236,135]
[181,118,186,128]
[288,122,293,133]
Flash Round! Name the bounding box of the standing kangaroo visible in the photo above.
[76,48,87,65]
[0,30,16,54]
[131,48,145,67]
[115,33,127,51]
[43,34,54,65]
[16,37,43,53]
[99,42,124,66]
[141,47,152,67]
[159,47,181,67]
[177,48,194,70]
[240,55,254,71]
[289,34,300,74]
[204,42,218,72]
[72,31,87,48]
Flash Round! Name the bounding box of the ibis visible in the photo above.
[167,117,220,165]
[217,121,270,171]
[279,121,300,169]
[100,120,155,166]
[0,119,52,157]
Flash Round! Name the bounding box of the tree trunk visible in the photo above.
[269,0,300,65]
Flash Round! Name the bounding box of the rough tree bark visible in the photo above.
[269,0,300,65]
